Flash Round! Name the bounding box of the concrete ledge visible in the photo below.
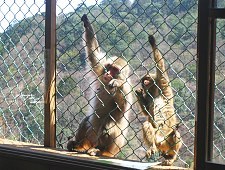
[0,138,189,170]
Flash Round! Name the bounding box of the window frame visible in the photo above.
[195,0,225,169]
[0,0,225,169]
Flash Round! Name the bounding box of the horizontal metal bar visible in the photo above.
[205,161,225,170]
[210,8,225,18]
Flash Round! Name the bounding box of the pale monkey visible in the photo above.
[67,14,132,157]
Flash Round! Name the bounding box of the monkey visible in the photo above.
[67,14,132,157]
[135,35,182,166]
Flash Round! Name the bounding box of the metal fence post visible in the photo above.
[44,0,56,147]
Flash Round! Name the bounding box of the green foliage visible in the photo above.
[171,78,185,90]
[58,49,83,71]
[186,64,196,78]
[171,78,188,110]
[1,100,44,143]
[0,41,4,55]
[1,14,44,51]
[57,76,77,98]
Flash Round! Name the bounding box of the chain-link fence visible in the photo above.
[0,0,45,143]
[214,18,225,163]
[0,0,224,168]
[55,0,198,167]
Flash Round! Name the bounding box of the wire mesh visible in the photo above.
[214,18,225,164]
[0,1,45,144]
[0,0,224,168]
[55,0,197,167]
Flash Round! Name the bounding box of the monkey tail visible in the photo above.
[148,35,157,50]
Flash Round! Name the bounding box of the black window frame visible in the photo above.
[195,0,225,169]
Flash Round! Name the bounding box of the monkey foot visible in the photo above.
[67,140,76,151]
[161,158,175,166]
[87,148,101,156]
[146,147,158,158]
[66,141,88,154]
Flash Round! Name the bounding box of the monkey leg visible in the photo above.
[67,129,95,153]
[87,147,117,157]
[142,121,158,158]
[73,133,118,157]
[100,135,124,157]
[157,130,182,166]
[67,116,98,153]
[86,129,122,157]
[86,138,116,157]
[67,139,92,153]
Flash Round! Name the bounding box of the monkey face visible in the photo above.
[103,64,120,83]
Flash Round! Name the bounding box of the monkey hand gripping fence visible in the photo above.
[0,0,225,169]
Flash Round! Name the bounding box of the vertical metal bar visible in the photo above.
[44,0,56,147]
[208,0,217,161]
[195,0,211,169]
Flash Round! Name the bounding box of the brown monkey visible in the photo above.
[67,14,132,157]
[135,35,182,166]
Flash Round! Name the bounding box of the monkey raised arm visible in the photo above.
[135,88,157,128]
[81,14,103,72]
[148,35,173,99]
